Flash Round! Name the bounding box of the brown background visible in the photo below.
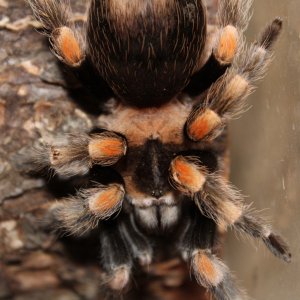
[226,0,300,299]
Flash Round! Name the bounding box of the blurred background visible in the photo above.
[226,0,300,299]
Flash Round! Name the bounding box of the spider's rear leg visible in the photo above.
[36,131,127,177]
[178,208,244,300]
[28,0,85,67]
[170,156,291,263]
[187,18,282,142]
[188,0,250,95]
[213,0,252,65]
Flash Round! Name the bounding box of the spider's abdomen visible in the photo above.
[87,0,206,107]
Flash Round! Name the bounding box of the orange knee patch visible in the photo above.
[215,25,238,63]
[170,156,206,194]
[88,133,126,165]
[187,109,222,141]
[194,252,217,284]
[193,251,224,287]
[55,26,83,66]
[88,184,125,217]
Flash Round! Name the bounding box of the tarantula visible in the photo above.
[28,0,291,299]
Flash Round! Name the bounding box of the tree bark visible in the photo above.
[0,1,219,299]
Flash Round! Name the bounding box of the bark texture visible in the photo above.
[0,0,218,299]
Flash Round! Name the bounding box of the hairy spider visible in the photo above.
[27,0,291,299]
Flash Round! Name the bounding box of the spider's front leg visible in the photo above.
[51,181,125,235]
[178,205,244,300]
[170,155,291,263]
[35,130,127,235]
[36,131,126,177]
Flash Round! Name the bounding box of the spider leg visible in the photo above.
[178,206,245,300]
[99,218,133,292]
[99,215,153,292]
[27,0,85,67]
[170,156,291,263]
[186,18,282,142]
[35,131,126,177]
[188,0,250,95]
[119,214,153,267]
[213,0,252,65]
[50,183,125,236]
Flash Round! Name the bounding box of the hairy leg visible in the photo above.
[186,18,282,142]
[170,155,291,263]
[178,206,245,300]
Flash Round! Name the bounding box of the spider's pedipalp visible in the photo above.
[99,215,153,292]
[27,0,85,67]
[186,17,283,142]
[119,215,153,266]
[50,183,125,236]
[100,220,132,291]
[37,132,126,177]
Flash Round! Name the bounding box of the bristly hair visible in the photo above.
[27,0,71,35]
[86,0,207,107]
[218,0,253,31]
[51,183,125,236]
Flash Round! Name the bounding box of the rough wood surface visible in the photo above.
[0,1,219,299]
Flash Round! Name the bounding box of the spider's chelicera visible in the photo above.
[28,0,291,298]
